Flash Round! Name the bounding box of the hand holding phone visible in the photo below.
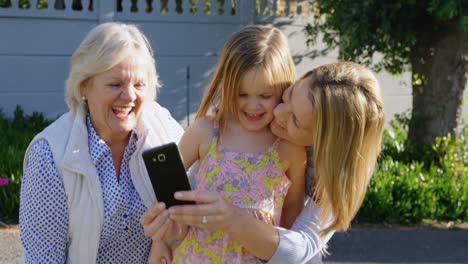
[142,142,195,208]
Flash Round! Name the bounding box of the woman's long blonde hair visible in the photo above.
[196,25,295,136]
[307,62,384,237]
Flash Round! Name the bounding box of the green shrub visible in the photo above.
[358,113,468,224]
[359,158,467,223]
[0,106,51,223]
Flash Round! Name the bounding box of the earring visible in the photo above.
[82,96,87,102]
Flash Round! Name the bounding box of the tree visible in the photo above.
[305,0,468,147]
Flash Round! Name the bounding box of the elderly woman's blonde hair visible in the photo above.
[65,22,160,113]
[304,62,385,239]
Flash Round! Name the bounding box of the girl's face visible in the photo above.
[237,69,281,133]
[84,51,149,143]
[271,76,315,147]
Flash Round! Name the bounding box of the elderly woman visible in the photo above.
[19,22,183,263]
[142,61,385,264]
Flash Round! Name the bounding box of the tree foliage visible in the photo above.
[305,0,467,75]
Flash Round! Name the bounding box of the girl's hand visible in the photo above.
[141,202,186,242]
[148,241,172,264]
[168,191,244,233]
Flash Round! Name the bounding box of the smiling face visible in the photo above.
[236,69,282,133]
[83,50,149,143]
[270,76,315,147]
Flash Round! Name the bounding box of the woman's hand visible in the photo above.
[169,190,282,260]
[141,202,186,242]
[168,190,243,233]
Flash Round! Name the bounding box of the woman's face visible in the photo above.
[270,76,315,147]
[84,52,149,143]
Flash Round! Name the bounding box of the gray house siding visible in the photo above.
[1,0,466,127]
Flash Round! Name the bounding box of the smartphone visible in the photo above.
[142,142,195,208]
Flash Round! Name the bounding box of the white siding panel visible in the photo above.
[138,22,241,56]
[0,55,69,93]
[0,92,67,119]
[156,56,218,125]
[0,18,95,55]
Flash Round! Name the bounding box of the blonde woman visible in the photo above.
[19,22,183,263]
[142,61,384,263]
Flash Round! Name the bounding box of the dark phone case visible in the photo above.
[142,142,195,208]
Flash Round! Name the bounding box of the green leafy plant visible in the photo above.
[358,112,468,224]
[0,106,51,223]
[359,158,467,223]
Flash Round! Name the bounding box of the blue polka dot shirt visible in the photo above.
[20,115,151,263]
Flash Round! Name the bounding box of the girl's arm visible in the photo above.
[169,117,213,240]
[177,117,212,170]
[279,142,306,229]
[20,140,69,263]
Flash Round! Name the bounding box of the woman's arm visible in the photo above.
[267,198,334,263]
[168,191,280,260]
[168,192,334,263]
[20,139,69,263]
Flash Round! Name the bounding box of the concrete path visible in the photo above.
[0,228,21,264]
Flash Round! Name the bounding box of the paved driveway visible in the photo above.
[324,227,468,264]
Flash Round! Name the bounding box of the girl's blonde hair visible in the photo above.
[65,22,160,113]
[196,25,295,135]
[306,62,384,237]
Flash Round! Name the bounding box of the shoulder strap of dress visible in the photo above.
[268,137,281,152]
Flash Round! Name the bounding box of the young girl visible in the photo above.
[150,25,306,263]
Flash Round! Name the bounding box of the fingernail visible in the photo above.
[158,202,166,209]
[160,257,167,264]
[174,192,182,198]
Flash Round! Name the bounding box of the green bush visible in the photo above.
[357,113,468,224]
[0,106,51,223]
[359,158,467,223]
